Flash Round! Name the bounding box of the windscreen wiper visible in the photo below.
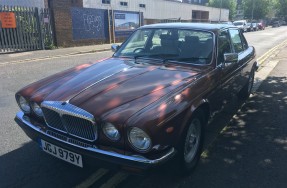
[134,54,179,64]
[162,57,209,65]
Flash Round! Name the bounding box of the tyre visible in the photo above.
[177,110,205,175]
[239,68,255,99]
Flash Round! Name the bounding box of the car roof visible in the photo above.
[140,23,238,32]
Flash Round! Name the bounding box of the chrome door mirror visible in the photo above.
[111,44,120,52]
[221,53,238,68]
[224,53,238,63]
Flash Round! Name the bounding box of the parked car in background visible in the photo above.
[258,22,265,30]
[233,20,248,32]
[272,21,281,27]
[246,23,252,32]
[221,21,234,25]
[251,23,259,31]
[14,23,257,174]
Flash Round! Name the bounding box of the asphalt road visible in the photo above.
[1,26,287,188]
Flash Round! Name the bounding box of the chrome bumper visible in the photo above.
[15,111,176,169]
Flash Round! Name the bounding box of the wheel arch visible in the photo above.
[175,99,210,147]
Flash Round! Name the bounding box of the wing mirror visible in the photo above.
[222,53,238,67]
[224,53,238,62]
[111,44,120,52]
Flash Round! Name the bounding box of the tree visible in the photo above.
[243,0,273,20]
[209,0,237,20]
[274,0,287,18]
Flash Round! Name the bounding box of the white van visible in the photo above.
[233,20,248,32]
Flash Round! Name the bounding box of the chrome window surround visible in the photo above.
[41,101,97,142]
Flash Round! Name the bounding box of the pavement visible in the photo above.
[0,43,117,64]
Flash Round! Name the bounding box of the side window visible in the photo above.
[229,29,244,53]
[240,32,249,50]
[218,30,232,64]
[119,30,151,55]
[151,29,169,47]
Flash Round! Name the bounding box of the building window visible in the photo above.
[102,0,111,4]
[139,4,146,8]
[120,2,128,6]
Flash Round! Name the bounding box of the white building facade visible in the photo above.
[0,0,45,8]
[83,0,229,23]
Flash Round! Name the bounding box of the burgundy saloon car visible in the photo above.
[15,23,257,174]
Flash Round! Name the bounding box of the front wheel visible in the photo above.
[178,111,205,174]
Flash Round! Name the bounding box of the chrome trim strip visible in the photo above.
[46,130,94,148]
[16,111,176,165]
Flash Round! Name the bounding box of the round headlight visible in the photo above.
[32,102,43,117]
[128,127,152,152]
[17,96,31,113]
[102,122,120,141]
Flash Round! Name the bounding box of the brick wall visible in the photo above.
[50,0,108,47]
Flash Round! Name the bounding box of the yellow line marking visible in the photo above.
[99,172,129,188]
[74,168,109,188]
[0,50,110,67]
[257,39,287,64]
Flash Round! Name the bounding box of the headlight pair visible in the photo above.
[16,95,43,117]
[102,123,152,152]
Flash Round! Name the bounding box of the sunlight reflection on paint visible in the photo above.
[75,63,90,71]
[174,94,182,101]
[107,97,121,108]
[158,103,167,111]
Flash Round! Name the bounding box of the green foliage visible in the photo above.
[242,0,273,20]
[209,0,237,20]
[274,0,287,17]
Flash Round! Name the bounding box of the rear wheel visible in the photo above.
[239,68,255,99]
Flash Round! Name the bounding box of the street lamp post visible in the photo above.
[219,0,222,22]
[251,0,255,21]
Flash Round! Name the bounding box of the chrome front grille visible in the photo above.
[42,108,65,131]
[41,101,97,142]
[46,130,94,148]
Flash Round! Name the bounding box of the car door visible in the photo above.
[208,29,236,113]
[229,29,255,93]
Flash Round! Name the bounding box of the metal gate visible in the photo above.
[0,5,54,53]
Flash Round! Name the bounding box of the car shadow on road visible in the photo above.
[129,75,287,188]
[0,141,101,188]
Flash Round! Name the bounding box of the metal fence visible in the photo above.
[0,5,54,53]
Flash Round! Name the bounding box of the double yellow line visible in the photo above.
[257,39,287,65]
